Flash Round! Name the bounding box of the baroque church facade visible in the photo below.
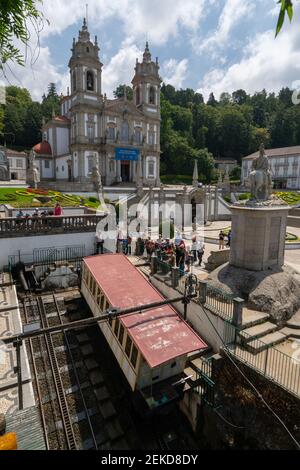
[33,19,161,188]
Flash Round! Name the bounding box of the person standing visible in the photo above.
[219,230,225,250]
[226,230,232,247]
[197,239,205,266]
[54,203,62,216]
[191,236,198,264]
[95,231,104,254]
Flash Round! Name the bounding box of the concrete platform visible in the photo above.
[0,277,35,415]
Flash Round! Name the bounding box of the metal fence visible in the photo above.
[227,330,300,398]
[156,258,172,275]
[190,358,215,406]
[7,245,85,275]
[205,284,235,322]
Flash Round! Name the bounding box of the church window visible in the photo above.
[87,156,93,174]
[121,121,129,142]
[148,161,155,177]
[72,71,76,92]
[86,71,94,91]
[62,165,64,172]
[135,129,141,144]
[136,86,140,105]
[109,160,115,173]
[87,124,95,142]
[148,131,155,146]
[108,127,115,141]
[149,86,156,105]
[86,47,89,53]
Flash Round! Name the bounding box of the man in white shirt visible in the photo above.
[197,239,205,266]
[95,231,104,254]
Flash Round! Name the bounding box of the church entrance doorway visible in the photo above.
[121,161,130,182]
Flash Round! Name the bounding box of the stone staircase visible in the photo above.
[238,307,300,353]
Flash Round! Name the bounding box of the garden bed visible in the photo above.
[0,188,101,209]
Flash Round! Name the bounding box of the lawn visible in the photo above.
[0,188,101,209]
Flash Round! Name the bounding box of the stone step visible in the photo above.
[246,331,286,353]
[239,321,278,341]
[280,327,300,339]
[240,309,270,330]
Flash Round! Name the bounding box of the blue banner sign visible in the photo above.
[115,148,140,161]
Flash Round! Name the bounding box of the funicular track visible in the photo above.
[23,293,99,450]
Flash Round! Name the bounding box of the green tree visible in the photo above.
[113,84,133,100]
[207,92,217,107]
[41,83,60,120]
[217,106,250,162]
[249,127,271,152]
[232,89,248,105]
[0,0,45,69]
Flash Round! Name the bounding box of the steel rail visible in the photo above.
[53,294,99,450]
[23,298,50,450]
[37,296,77,450]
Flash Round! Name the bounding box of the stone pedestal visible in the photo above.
[229,205,289,271]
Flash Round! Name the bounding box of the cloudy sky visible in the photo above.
[2,0,300,102]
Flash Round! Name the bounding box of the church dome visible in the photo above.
[33,141,52,155]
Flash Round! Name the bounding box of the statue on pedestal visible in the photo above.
[91,155,103,196]
[249,143,272,200]
[27,150,40,188]
[0,147,10,181]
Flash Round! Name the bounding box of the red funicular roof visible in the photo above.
[83,254,207,368]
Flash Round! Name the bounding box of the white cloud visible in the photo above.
[2,45,69,101]
[1,0,207,100]
[194,0,255,55]
[161,58,189,89]
[198,14,300,100]
[40,0,206,45]
[102,42,143,98]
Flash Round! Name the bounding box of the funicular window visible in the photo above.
[100,295,106,311]
[114,318,120,336]
[118,323,125,346]
[130,344,138,368]
[125,335,132,357]
[92,279,97,297]
[88,273,93,291]
[96,285,101,304]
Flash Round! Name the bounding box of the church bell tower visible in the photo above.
[68,18,103,183]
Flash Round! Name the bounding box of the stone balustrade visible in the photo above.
[0,214,105,238]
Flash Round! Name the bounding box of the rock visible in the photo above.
[0,414,6,435]
[207,263,300,325]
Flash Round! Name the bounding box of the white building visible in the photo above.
[242,145,300,190]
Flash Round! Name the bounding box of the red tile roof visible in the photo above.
[53,115,70,123]
[243,145,300,160]
[33,141,52,156]
[83,253,207,368]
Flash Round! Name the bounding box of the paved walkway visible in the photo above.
[0,273,35,415]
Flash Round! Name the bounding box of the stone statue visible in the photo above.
[0,147,10,181]
[249,143,272,200]
[27,150,40,188]
[91,155,103,196]
[33,166,40,185]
